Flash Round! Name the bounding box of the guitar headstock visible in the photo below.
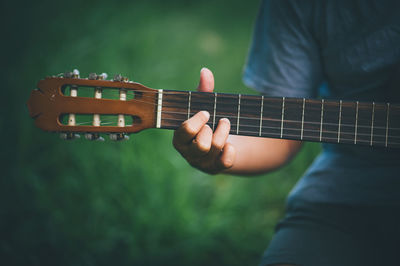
[27,70,158,141]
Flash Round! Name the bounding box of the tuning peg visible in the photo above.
[72,69,80,78]
[64,71,73,78]
[88,73,97,80]
[98,73,108,80]
[88,72,108,80]
[109,133,129,141]
[60,133,80,140]
[113,74,123,82]
[64,69,80,78]
[85,133,104,141]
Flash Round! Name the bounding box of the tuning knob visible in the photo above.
[113,74,129,82]
[64,69,80,78]
[88,72,97,80]
[98,73,108,80]
[113,74,123,82]
[60,133,80,140]
[89,72,108,80]
[72,69,80,78]
[85,133,104,141]
[109,133,129,141]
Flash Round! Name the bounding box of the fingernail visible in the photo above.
[201,111,210,119]
[200,67,208,73]
[220,118,230,124]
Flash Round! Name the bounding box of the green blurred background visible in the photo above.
[2,0,321,265]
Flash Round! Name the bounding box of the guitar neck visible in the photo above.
[156,90,400,149]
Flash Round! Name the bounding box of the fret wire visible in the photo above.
[187,91,191,120]
[301,98,305,140]
[386,103,390,147]
[338,100,342,143]
[354,101,359,144]
[237,94,241,134]
[280,97,285,138]
[259,95,264,137]
[319,99,324,142]
[212,93,217,130]
[370,102,375,146]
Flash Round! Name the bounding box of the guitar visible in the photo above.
[27,70,400,148]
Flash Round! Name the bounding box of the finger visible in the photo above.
[173,111,210,145]
[197,67,214,92]
[217,142,236,170]
[188,124,213,157]
[209,118,231,157]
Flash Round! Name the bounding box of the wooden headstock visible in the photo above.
[27,70,158,140]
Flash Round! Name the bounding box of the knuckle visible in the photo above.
[181,121,197,135]
[212,139,224,150]
[195,140,210,154]
[220,158,233,169]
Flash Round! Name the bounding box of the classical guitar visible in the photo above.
[27,70,400,148]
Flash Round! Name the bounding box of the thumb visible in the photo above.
[197,67,215,92]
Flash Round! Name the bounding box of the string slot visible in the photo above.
[59,114,137,127]
[61,85,142,100]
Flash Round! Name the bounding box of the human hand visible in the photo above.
[172,68,236,174]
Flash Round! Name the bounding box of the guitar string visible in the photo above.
[68,88,400,131]
[73,85,397,109]
[70,114,400,141]
[70,86,399,107]
[67,95,400,132]
[155,109,400,131]
[160,117,400,140]
[72,86,400,110]
[70,116,400,145]
[160,124,400,145]
[81,89,398,114]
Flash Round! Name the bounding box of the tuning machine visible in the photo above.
[60,133,80,140]
[89,72,108,80]
[64,69,80,78]
[113,74,129,82]
[85,133,104,141]
[109,133,130,141]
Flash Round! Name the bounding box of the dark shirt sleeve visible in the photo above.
[243,0,323,98]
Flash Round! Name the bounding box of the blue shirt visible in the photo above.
[243,0,400,205]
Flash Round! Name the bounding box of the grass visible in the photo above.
[2,0,321,265]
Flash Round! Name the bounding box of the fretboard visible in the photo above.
[156,90,400,149]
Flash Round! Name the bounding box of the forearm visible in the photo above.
[223,135,302,176]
